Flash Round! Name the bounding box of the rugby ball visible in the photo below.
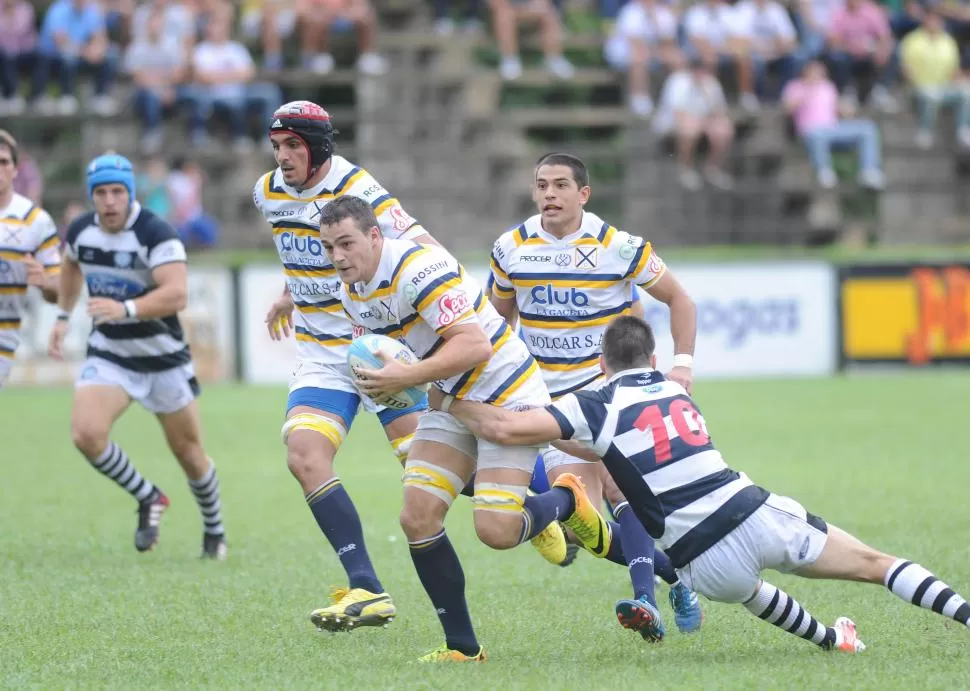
[347,334,429,410]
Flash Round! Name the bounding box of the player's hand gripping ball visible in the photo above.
[347,334,429,410]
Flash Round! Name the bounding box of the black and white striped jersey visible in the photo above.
[64,202,191,373]
[546,368,769,568]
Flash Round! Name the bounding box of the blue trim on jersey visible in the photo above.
[520,301,633,324]
[272,220,317,231]
[551,372,605,399]
[331,166,363,195]
[484,355,537,404]
[450,322,510,393]
[625,244,646,279]
[294,325,353,343]
[534,353,600,366]
[412,271,462,308]
[376,396,428,426]
[507,271,625,282]
[631,284,640,301]
[294,296,341,310]
[546,405,574,438]
[283,261,332,273]
[286,387,361,424]
[369,193,392,210]
[596,222,610,242]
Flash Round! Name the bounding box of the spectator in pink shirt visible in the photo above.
[0,0,36,114]
[827,0,899,111]
[782,59,885,189]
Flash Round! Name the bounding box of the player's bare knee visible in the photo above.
[71,423,109,459]
[286,441,332,484]
[473,511,520,550]
[399,507,440,542]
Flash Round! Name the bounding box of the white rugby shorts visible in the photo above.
[76,356,200,414]
[676,493,829,604]
[288,358,384,414]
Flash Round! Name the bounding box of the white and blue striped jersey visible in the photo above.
[64,202,191,372]
[490,211,666,399]
[0,193,60,360]
[547,368,769,568]
[253,155,427,368]
[340,238,549,407]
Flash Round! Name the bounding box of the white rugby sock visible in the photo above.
[90,442,155,502]
[885,559,970,627]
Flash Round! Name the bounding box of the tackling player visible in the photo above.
[321,196,611,662]
[254,101,567,632]
[437,316,970,652]
[49,154,227,559]
[0,130,60,387]
[488,153,701,640]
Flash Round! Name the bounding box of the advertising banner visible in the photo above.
[840,263,970,367]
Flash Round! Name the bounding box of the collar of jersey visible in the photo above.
[276,169,331,198]
[531,211,598,245]
[606,367,664,385]
[95,201,142,232]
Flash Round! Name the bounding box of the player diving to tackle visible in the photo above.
[436,316,970,652]
[0,129,60,387]
[49,154,227,558]
[254,101,572,632]
[321,196,612,662]
[489,152,701,640]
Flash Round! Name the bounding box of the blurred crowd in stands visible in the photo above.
[2,0,970,196]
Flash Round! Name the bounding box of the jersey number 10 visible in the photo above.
[633,399,710,464]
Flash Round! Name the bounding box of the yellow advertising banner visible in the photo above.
[840,265,970,364]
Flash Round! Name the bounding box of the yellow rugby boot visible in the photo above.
[530,519,579,567]
[309,587,396,632]
[417,645,487,663]
[553,473,612,558]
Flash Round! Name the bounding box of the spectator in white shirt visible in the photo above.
[488,0,575,81]
[653,58,736,190]
[185,13,281,152]
[131,0,196,49]
[733,0,798,99]
[684,0,759,111]
[604,0,683,117]
[796,0,845,61]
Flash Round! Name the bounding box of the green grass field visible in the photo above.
[2,374,969,689]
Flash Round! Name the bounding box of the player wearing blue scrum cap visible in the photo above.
[47,153,229,560]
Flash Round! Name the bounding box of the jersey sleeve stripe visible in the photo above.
[512,224,529,247]
[484,356,539,405]
[0,318,22,328]
[390,246,430,289]
[412,272,463,311]
[332,167,365,196]
[37,233,60,252]
[546,404,575,438]
[508,271,624,283]
[491,282,514,299]
[489,253,510,280]
[624,244,648,279]
[295,326,352,347]
[638,264,667,289]
[0,284,27,294]
[597,222,617,247]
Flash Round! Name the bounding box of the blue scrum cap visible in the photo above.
[86,153,135,201]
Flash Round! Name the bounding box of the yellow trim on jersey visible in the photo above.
[262,172,332,202]
[336,170,367,196]
[44,266,60,275]
[0,251,24,261]
[414,276,463,312]
[489,257,509,281]
[626,240,653,278]
[297,302,344,314]
[491,283,514,299]
[295,332,352,347]
[489,359,539,406]
[521,237,549,247]
[638,265,667,290]
[284,266,337,278]
[509,277,619,289]
[0,286,27,295]
[37,234,60,252]
[536,355,602,372]
[373,197,400,216]
[453,326,512,398]
[0,207,40,226]
[519,308,632,330]
[348,247,431,302]
[600,224,617,247]
[0,350,13,359]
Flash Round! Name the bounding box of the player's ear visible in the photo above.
[650,354,658,370]
[599,354,607,375]
[579,185,591,206]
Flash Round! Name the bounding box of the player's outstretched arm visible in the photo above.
[431,389,562,446]
[49,255,84,359]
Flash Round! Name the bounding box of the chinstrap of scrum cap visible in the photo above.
[86,153,136,201]
[269,100,335,184]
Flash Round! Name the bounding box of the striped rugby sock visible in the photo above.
[744,581,837,648]
[89,442,155,502]
[188,462,225,536]
[885,559,970,627]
